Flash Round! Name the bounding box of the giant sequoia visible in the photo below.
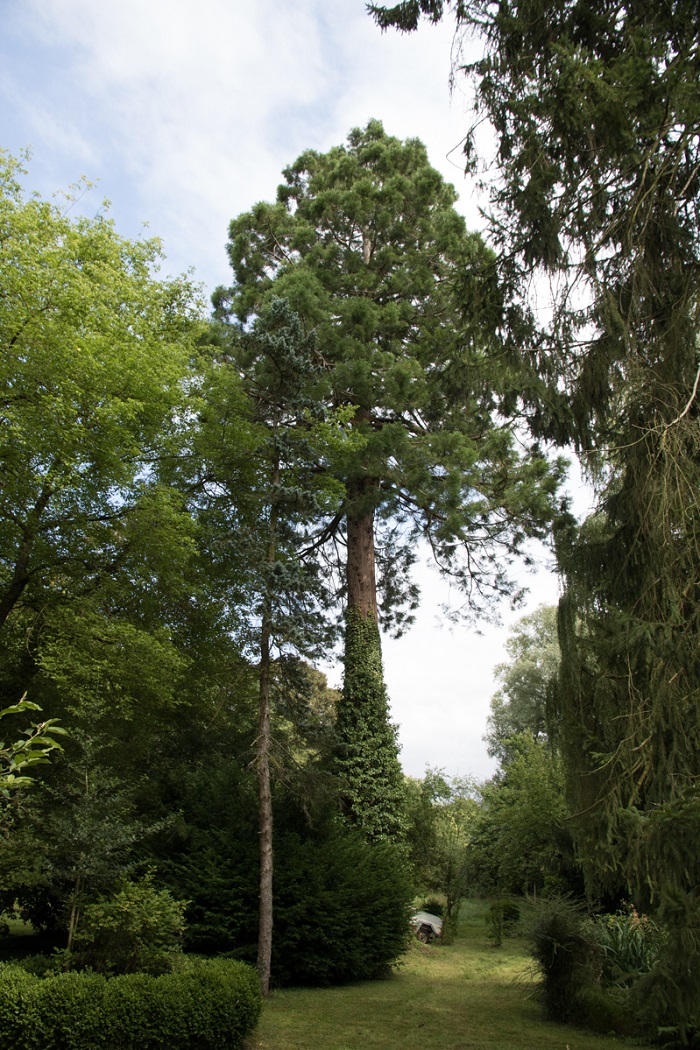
[215,120,563,837]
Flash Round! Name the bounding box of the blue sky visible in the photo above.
[1,0,579,780]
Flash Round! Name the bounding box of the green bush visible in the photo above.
[12,953,58,977]
[72,873,188,974]
[418,898,444,918]
[23,970,106,1049]
[272,826,413,986]
[0,958,261,1050]
[528,896,598,1024]
[486,899,520,946]
[588,906,661,988]
[0,965,38,1047]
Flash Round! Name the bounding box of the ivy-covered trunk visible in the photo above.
[334,485,406,840]
[333,476,406,841]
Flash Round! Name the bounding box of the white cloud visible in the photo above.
[7,0,487,287]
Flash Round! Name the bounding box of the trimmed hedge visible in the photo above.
[0,957,261,1050]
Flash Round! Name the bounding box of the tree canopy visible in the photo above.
[484,604,559,762]
[214,119,564,840]
[215,118,565,626]
[0,149,204,718]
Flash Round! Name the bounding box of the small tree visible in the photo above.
[467,734,580,897]
[405,769,478,930]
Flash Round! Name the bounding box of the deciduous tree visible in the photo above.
[484,605,559,763]
[0,150,202,714]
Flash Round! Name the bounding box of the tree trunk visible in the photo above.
[257,606,274,996]
[256,464,278,998]
[0,486,53,628]
[346,499,378,621]
[336,473,406,841]
[66,875,83,952]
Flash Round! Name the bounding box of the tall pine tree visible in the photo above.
[214,120,564,839]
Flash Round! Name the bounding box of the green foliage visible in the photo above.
[467,734,581,897]
[71,874,187,975]
[271,824,413,986]
[527,897,680,1038]
[587,907,661,990]
[146,759,260,958]
[147,761,410,989]
[22,969,107,1049]
[486,899,520,947]
[368,9,700,1030]
[418,898,444,918]
[528,896,599,1025]
[0,696,66,799]
[484,606,559,763]
[0,149,201,639]
[404,769,477,934]
[217,119,565,630]
[0,965,37,1046]
[0,958,261,1050]
[0,734,172,945]
[334,610,406,841]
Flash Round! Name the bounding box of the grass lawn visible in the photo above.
[247,900,632,1050]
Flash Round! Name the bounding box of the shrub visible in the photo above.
[272,825,413,986]
[22,970,106,1050]
[528,895,598,1024]
[13,953,58,977]
[486,899,520,946]
[0,965,38,1047]
[72,873,188,974]
[0,958,261,1050]
[587,906,661,988]
[418,898,444,918]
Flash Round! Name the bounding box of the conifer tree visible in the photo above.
[194,298,343,993]
[214,120,564,838]
[370,2,700,1031]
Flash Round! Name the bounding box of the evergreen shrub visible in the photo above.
[12,952,58,976]
[22,969,106,1049]
[0,965,38,1047]
[272,825,413,986]
[528,896,598,1024]
[0,958,261,1050]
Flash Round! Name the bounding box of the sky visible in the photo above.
[1,0,590,781]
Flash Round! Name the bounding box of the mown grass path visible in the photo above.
[247,902,630,1050]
